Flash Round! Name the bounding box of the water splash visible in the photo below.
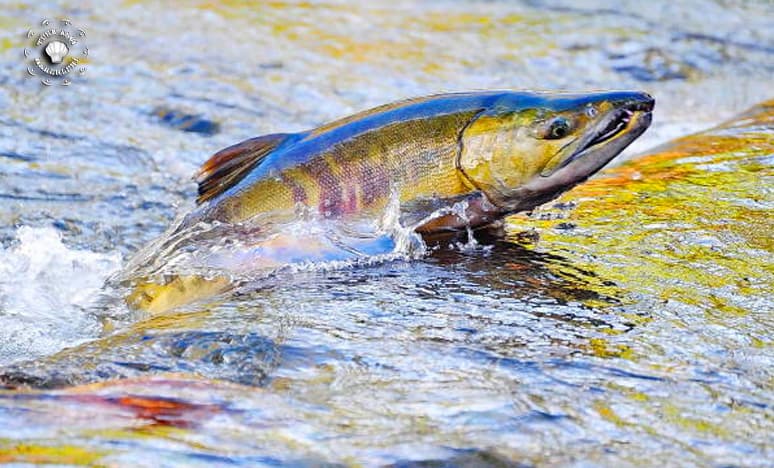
[113,188,432,313]
[0,227,122,364]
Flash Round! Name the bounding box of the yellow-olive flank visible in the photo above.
[189,90,654,234]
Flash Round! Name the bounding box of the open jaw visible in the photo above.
[555,101,654,173]
[508,98,653,213]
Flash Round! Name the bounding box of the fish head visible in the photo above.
[458,91,654,213]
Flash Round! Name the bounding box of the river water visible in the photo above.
[0,0,772,466]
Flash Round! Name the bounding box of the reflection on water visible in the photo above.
[0,0,772,465]
[1,239,630,389]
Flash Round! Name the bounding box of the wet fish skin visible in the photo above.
[190,90,654,234]
[194,97,481,225]
[122,91,653,313]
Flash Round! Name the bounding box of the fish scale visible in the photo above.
[217,109,478,224]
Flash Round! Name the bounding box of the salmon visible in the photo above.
[122,90,654,312]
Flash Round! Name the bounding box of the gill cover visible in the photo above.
[457,105,564,206]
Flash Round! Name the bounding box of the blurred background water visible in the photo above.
[0,0,771,465]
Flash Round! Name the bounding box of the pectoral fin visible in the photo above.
[196,133,292,204]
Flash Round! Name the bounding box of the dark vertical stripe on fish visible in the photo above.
[359,158,390,206]
[344,185,358,214]
[280,174,308,204]
[312,158,343,217]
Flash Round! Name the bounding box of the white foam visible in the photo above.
[0,227,122,365]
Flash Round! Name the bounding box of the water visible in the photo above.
[0,0,772,465]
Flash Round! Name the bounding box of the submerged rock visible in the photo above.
[152,106,221,136]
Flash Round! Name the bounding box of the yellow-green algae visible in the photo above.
[0,441,105,465]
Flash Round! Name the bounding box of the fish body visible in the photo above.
[188,90,653,234]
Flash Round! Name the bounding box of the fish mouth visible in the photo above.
[542,98,654,176]
[490,92,654,215]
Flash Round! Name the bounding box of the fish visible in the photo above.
[122,90,654,312]
[190,90,653,230]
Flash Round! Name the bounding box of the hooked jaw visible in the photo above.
[506,92,655,213]
[550,94,654,175]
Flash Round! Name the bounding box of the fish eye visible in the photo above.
[540,117,572,140]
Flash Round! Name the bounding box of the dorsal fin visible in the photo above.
[195,133,291,204]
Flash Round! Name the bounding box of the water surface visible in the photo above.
[0,0,772,465]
